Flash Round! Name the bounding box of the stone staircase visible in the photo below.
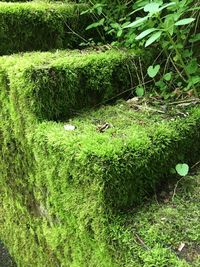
[0,1,200,266]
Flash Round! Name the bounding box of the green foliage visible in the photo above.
[84,0,200,98]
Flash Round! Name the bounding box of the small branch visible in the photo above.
[168,98,200,106]
[172,176,185,201]
[191,160,200,169]
[169,57,187,83]
[135,233,150,250]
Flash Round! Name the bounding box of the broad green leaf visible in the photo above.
[135,28,157,40]
[163,16,175,35]
[117,29,123,37]
[158,2,176,12]
[86,18,105,30]
[186,60,198,74]
[144,3,160,13]
[188,6,200,11]
[163,72,172,81]
[175,18,195,26]
[187,76,200,89]
[147,65,160,78]
[175,163,189,176]
[136,86,144,97]
[145,31,162,47]
[123,17,148,28]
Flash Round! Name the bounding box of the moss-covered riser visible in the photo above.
[0,2,96,55]
[0,49,135,121]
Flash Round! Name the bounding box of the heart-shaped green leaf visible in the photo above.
[136,86,144,97]
[175,163,189,176]
[164,72,172,81]
[147,65,160,78]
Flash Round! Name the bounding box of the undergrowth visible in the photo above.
[81,0,200,99]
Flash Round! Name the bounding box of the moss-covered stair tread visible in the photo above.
[0,1,94,55]
[0,48,134,120]
[29,102,200,208]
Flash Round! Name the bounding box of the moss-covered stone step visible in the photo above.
[28,103,200,209]
[0,100,200,266]
[0,2,95,55]
[0,49,134,121]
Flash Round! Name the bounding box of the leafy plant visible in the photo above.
[83,0,200,99]
[123,0,200,97]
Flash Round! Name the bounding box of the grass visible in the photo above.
[109,167,200,267]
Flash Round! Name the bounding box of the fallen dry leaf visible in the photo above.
[97,123,111,133]
[178,243,185,252]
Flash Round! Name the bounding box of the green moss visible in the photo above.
[0,49,134,121]
[0,2,94,55]
[27,103,200,209]
[0,48,200,266]
[109,170,200,266]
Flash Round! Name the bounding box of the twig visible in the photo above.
[172,176,185,201]
[168,98,200,106]
[191,160,200,169]
[93,80,153,107]
[135,233,150,250]
[169,56,187,83]
[129,104,166,114]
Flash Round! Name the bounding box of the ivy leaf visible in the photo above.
[136,86,144,96]
[145,31,162,47]
[147,65,160,78]
[175,163,189,176]
[175,18,195,26]
[135,28,157,40]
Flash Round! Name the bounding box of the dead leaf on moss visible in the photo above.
[97,123,111,133]
[178,243,185,252]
